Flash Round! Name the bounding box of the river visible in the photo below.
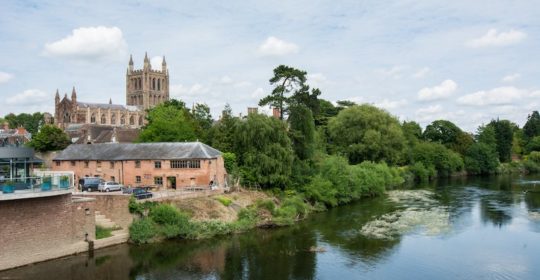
[2,174,540,279]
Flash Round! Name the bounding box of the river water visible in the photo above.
[2,175,540,280]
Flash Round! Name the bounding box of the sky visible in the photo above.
[0,0,539,132]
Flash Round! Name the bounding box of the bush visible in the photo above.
[303,175,338,207]
[408,162,431,182]
[464,143,499,175]
[523,160,540,173]
[528,151,540,164]
[129,218,158,244]
[95,226,113,239]
[413,141,464,177]
[215,196,233,207]
[255,199,276,213]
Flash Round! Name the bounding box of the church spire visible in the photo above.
[55,89,60,104]
[162,55,167,72]
[109,98,112,104]
[128,54,134,73]
[143,52,150,70]
[71,86,77,103]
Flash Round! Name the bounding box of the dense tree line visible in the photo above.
[136,65,540,204]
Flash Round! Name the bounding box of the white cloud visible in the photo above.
[170,83,209,98]
[377,66,406,79]
[417,79,457,101]
[150,56,163,70]
[0,72,13,84]
[6,89,49,105]
[457,86,534,106]
[43,26,127,60]
[374,98,408,110]
[220,75,233,84]
[502,73,521,83]
[412,67,430,79]
[307,73,328,88]
[257,36,299,56]
[467,29,527,48]
[415,104,443,122]
[251,88,265,99]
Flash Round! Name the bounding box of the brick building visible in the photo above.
[0,123,31,147]
[52,142,226,189]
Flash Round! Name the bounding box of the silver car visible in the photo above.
[98,181,123,192]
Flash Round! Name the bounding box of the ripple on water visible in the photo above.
[360,190,451,240]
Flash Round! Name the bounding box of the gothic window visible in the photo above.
[157,79,161,91]
[120,115,126,125]
[101,114,106,124]
[63,112,70,123]
[111,113,116,125]
[152,78,156,90]
[130,116,135,125]
[139,116,143,125]
[138,78,142,89]
[90,114,96,123]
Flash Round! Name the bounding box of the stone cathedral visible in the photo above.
[54,53,170,129]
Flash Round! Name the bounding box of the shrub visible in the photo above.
[303,175,338,207]
[413,141,464,177]
[528,151,540,164]
[255,199,276,213]
[464,143,500,175]
[523,160,540,173]
[408,162,430,182]
[215,196,233,207]
[95,226,113,239]
[129,218,158,244]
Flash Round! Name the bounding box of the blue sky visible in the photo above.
[0,0,539,131]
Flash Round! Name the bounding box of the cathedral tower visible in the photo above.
[126,52,169,110]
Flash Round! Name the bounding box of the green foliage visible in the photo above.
[149,204,188,225]
[192,103,213,142]
[288,105,315,160]
[207,104,239,152]
[129,218,158,244]
[215,196,233,207]
[528,151,540,163]
[222,152,237,174]
[408,162,435,182]
[423,120,471,154]
[315,99,340,126]
[138,100,197,142]
[523,111,540,141]
[303,155,403,206]
[234,114,294,189]
[258,65,319,120]
[3,112,44,134]
[464,143,500,175]
[526,136,540,153]
[487,119,514,162]
[273,196,310,226]
[95,226,113,239]
[128,197,157,215]
[523,160,540,173]
[412,141,464,177]
[328,104,405,164]
[27,125,70,152]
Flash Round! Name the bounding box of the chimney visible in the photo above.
[272,107,281,119]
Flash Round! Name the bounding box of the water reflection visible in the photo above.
[2,175,540,279]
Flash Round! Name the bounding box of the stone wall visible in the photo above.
[79,194,133,229]
[0,194,95,271]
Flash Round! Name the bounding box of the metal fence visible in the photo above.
[0,175,74,194]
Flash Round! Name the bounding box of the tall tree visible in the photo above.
[192,103,213,142]
[208,104,239,152]
[259,65,320,120]
[488,119,514,162]
[328,104,406,164]
[523,111,540,141]
[27,125,71,152]
[288,105,315,160]
[138,100,197,142]
[234,114,294,189]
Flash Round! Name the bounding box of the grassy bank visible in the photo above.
[128,161,404,244]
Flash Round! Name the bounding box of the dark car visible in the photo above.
[133,188,152,200]
[78,177,103,192]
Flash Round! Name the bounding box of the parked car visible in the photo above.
[79,177,103,192]
[133,188,153,200]
[98,181,123,192]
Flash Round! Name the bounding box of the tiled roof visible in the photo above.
[54,142,222,160]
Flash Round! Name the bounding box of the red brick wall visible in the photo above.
[0,194,95,270]
[53,157,227,189]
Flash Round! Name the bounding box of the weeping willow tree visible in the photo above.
[234,114,294,189]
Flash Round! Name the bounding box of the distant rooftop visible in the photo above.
[54,142,222,161]
[77,102,140,111]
